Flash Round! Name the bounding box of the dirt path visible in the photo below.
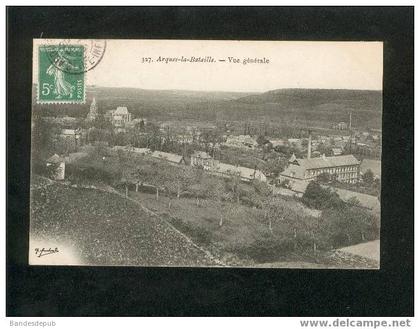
[105,187,226,267]
[336,240,380,263]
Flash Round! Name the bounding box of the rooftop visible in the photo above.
[114,107,130,115]
[47,154,64,164]
[192,151,212,159]
[215,163,266,181]
[151,151,183,163]
[280,154,360,180]
[61,129,79,135]
[295,154,360,170]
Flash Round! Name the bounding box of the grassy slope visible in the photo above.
[29,176,378,268]
[128,190,378,269]
[129,191,323,266]
[30,178,218,266]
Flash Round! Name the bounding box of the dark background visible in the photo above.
[7,7,414,316]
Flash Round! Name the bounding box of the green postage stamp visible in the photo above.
[37,44,85,103]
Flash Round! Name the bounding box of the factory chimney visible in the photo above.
[349,112,352,130]
[307,130,312,159]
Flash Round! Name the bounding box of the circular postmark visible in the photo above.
[44,39,106,74]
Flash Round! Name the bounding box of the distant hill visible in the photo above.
[32,86,382,129]
[90,86,254,102]
[31,85,254,120]
[228,88,382,129]
[236,88,382,110]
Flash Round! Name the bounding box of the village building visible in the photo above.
[151,151,186,165]
[190,150,267,182]
[58,128,82,152]
[126,118,147,129]
[112,107,132,127]
[214,163,267,182]
[332,122,348,130]
[279,153,360,185]
[190,151,216,170]
[311,151,321,158]
[46,154,66,180]
[105,107,132,132]
[270,139,287,148]
[332,147,343,156]
[45,115,78,126]
[224,135,258,149]
[132,147,151,155]
[112,146,151,155]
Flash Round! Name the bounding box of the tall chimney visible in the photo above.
[349,112,352,130]
[307,130,312,159]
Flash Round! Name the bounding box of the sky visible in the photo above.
[33,39,383,93]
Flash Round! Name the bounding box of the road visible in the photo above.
[337,240,380,263]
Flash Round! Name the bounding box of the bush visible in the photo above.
[302,181,344,210]
[321,207,380,248]
[316,172,331,184]
[66,163,120,185]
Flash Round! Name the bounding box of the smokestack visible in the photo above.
[349,112,352,130]
[307,130,312,159]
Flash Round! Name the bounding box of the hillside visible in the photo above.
[229,88,382,129]
[32,86,382,129]
[31,85,254,120]
[30,177,219,266]
[236,88,382,110]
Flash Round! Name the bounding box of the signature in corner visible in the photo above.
[34,247,59,258]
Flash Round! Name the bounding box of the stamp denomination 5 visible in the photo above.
[37,44,85,104]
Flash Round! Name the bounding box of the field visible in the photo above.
[30,177,218,266]
[29,173,379,268]
[127,190,378,268]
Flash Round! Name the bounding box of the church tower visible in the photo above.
[86,97,98,121]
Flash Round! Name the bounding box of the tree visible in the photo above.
[256,135,269,146]
[226,173,242,204]
[144,122,162,151]
[302,181,344,210]
[362,169,375,185]
[31,116,60,167]
[117,151,132,199]
[317,143,333,157]
[316,172,331,184]
[162,166,195,209]
[278,179,290,188]
[138,119,145,131]
[263,157,288,177]
[323,206,378,247]
[198,128,224,158]
[262,197,277,233]
[204,179,227,226]
[132,163,155,193]
[45,162,60,180]
[93,111,113,131]
[188,183,207,206]
[174,166,195,199]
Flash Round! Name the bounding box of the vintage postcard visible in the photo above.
[30,39,382,268]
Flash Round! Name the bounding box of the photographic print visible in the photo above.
[30,39,382,268]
